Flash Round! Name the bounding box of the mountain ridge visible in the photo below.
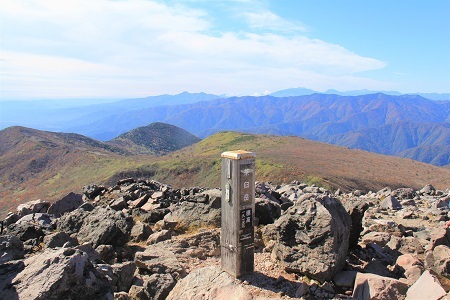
[1,126,449,218]
[65,93,450,166]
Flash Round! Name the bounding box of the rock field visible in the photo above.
[1,178,449,299]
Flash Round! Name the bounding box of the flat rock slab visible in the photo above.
[134,244,185,279]
[0,248,112,299]
[167,266,252,300]
[406,270,446,300]
[353,272,408,300]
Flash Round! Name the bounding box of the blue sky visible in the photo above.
[0,0,449,99]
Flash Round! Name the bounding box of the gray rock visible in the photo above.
[110,197,128,211]
[76,206,133,248]
[43,231,78,248]
[47,192,83,216]
[143,273,176,300]
[333,270,357,288]
[56,203,94,234]
[344,200,370,248]
[427,227,450,250]
[386,236,425,255]
[352,272,408,300]
[130,221,152,242]
[0,235,24,264]
[16,199,50,217]
[391,188,416,200]
[3,212,20,226]
[162,228,221,259]
[271,193,351,282]
[425,245,450,277]
[380,195,402,210]
[0,247,112,299]
[15,212,54,226]
[164,189,221,231]
[129,194,150,208]
[420,184,436,195]
[111,261,136,292]
[362,232,394,247]
[147,230,172,245]
[135,244,185,279]
[83,184,106,199]
[167,266,252,300]
[96,244,116,263]
[255,198,281,225]
[5,222,45,242]
[128,285,148,300]
[406,270,446,300]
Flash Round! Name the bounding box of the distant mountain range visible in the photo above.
[63,93,449,166]
[1,91,449,166]
[270,87,450,100]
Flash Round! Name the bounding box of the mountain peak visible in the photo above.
[108,122,200,155]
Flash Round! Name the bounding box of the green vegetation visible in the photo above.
[2,127,450,218]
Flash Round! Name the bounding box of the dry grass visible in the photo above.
[1,130,449,218]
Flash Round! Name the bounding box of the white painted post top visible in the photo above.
[221,150,256,160]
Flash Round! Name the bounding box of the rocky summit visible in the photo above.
[1,178,449,299]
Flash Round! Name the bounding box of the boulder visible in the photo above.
[129,194,150,208]
[0,235,24,264]
[255,198,281,225]
[344,200,370,248]
[420,184,436,195]
[96,244,116,263]
[352,272,408,300]
[428,227,450,250]
[271,193,351,282]
[147,230,172,245]
[425,245,450,277]
[130,221,152,242]
[332,270,357,288]
[111,261,136,292]
[167,266,252,300]
[391,188,416,200]
[15,213,53,226]
[0,248,113,299]
[16,199,50,217]
[56,203,94,235]
[3,212,20,226]
[163,189,221,231]
[380,195,402,210]
[83,184,106,199]
[405,270,446,300]
[76,206,133,248]
[47,192,83,216]
[134,244,185,279]
[142,273,176,300]
[110,197,128,211]
[43,231,79,248]
[361,231,391,247]
[5,222,45,242]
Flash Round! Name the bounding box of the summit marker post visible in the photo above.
[220,150,256,277]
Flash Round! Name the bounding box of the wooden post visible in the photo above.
[221,150,256,278]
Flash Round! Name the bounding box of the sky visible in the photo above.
[0,0,449,100]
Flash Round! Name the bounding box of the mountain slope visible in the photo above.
[108,122,200,155]
[0,124,199,217]
[1,128,450,218]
